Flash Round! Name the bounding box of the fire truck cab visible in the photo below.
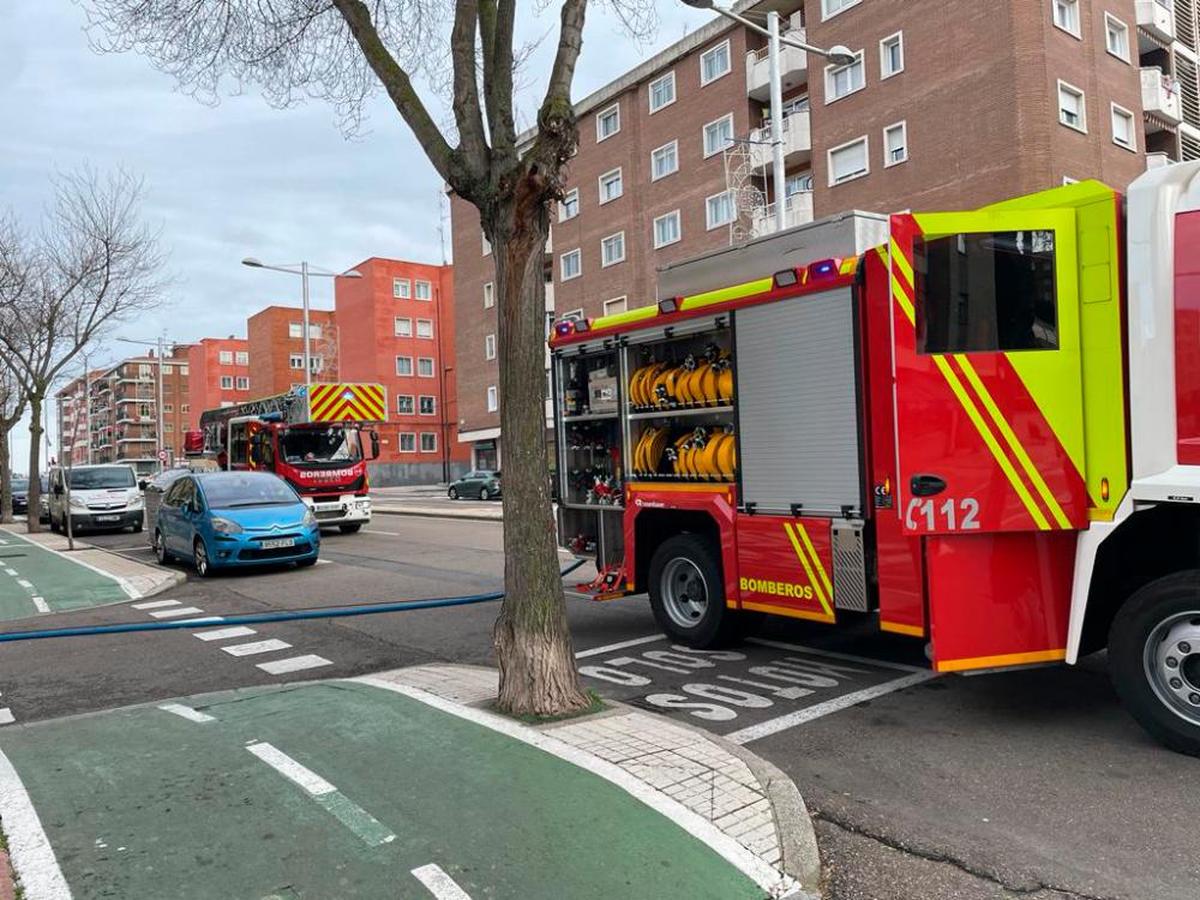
[550,163,1200,756]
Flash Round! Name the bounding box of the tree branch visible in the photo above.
[526,0,587,181]
[485,0,517,158]
[450,0,489,174]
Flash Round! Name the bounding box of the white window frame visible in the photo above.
[415,280,432,301]
[705,190,735,230]
[235,376,250,390]
[561,307,585,321]
[821,0,861,21]
[653,209,682,248]
[700,38,731,86]
[396,356,414,376]
[399,433,416,453]
[396,394,415,415]
[1057,79,1087,133]
[601,231,626,268]
[483,281,495,308]
[218,350,233,365]
[417,357,435,378]
[1111,102,1137,151]
[879,32,904,79]
[289,354,304,370]
[883,121,908,167]
[702,113,734,159]
[288,323,303,338]
[395,317,413,337]
[560,248,582,281]
[649,71,676,113]
[603,296,628,316]
[487,385,498,412]
[651,140,679,181]
[825,51,866,104]
[416,318,434,338]
[827,134,870,186]
[485,333,496,360]
[559,187,579,222]
[219,375,234,389]
[596,103,621,142]
[419,395,436,416]
[420,432,438,453]
[1104,12,1131,63]
[1053,0,1081,39]
[598,167,624,204]
[393,278,411,299]
[235,351,249,366]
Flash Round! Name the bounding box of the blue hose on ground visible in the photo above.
[0,558,588,643]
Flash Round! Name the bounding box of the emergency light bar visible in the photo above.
[806,258,840,280]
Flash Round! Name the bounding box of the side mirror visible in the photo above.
[138,480,148,491]
[369,430,380,460]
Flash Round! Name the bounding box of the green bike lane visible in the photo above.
[0,679,768,899]
[0,530,130,620]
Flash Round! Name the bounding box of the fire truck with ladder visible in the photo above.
[191,382,384,533]
[550,164,1200,756]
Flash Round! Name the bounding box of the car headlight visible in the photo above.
[128,495,144,509]
[210,516,244,535]
[302,509,317,528]
[356,500,370,511]
[69,496,87,510]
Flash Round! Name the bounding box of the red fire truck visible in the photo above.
[551,165,1200,755]
[192,383,384,532]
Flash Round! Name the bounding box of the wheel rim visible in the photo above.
[1143,610,1200,727]
[449,489,457,499]
[194,542,208,575]
[480,489,488,501]
[661,557,708,630]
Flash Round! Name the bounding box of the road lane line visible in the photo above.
[221,639,292,657]
[746,637,925,673]
[148,606,205,618]
[158,703,216,723]
[132,599,180,610]
[314,559,332,566]
[16,579,33,589]
[3,568,17,576]
[30,597,49,614]
[0,709,13,725]
[195,626,257,641]
[722,671,940,745]
[0,748,72,899]
[257,655,333,675]
[362,529,401,537]
[575,634,666,659]
[246,742,395,846]
[412,863,472,899]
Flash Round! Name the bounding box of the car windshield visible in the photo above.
[11,478,28,491]
[67,467,135,489]
[280,426,361,464]
[200,473,299,508]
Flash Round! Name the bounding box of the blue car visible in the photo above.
[153,471,320,576]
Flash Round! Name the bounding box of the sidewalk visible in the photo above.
[0,665,819,899]
[371,485,503,522]
[0,526,182,620]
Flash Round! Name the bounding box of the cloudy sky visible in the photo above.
[0,0,713,468]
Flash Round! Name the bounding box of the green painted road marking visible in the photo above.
[0,681,764,899]
[0,531,129,620]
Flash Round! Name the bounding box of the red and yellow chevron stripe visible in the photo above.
[307,383,386,424]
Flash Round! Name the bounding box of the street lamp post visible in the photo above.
[241,259,362,389]
[680,1,854,233]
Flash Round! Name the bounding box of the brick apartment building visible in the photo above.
[186,337,252,416]
[247,306,339,393]
[452,0,1194,468]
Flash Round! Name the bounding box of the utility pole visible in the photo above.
[300,260,311,388]
[767,10,787,233]
[156,333,165,467]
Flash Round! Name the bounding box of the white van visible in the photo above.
[48,464,144,533]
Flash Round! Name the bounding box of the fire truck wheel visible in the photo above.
[648,535,740,648]
[1109,571,1200,757]
[339,524,362,534]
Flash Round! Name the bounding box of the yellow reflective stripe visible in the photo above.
[592,305,658,331]
[681,276,775,311]
[954,355,1071,529]
[932,356,1051,531]
[783,523,834,617]
[891,273,915,325]
[890,237,914,288]
[795,523,833,600]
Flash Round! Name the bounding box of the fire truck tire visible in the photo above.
[648,535,741,648]
[339,523,362,534]
[1109,571,1200,757]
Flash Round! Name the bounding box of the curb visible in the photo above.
[0,847,14,900]
[373,506,503,522]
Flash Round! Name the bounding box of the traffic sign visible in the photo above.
[157,450,168,463]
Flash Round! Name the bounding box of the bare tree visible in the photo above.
[0,215,31,524]
[0,363,27,524]
[81,0,654,715]
[0,167,165,532]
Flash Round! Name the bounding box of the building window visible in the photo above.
[601,232,626,267]
[706,191,735,230]
[880,32,903,79]
[288,322,302,338]
[604,296,628,316]
[399,433,416,452]
[163,403,173,413]
[309,357,324,374]
[235,351,249,365]
[703,114,734,158]
[393,278,411,299]
[415,280,432,300]
[598,168,623,204]
[484,282,495,308]
[883,121,908,166]
[289,354,304,369]
[307,324,322,340]
[1105,13,1130,62]
[181,404,190,413]
[596,103,620,141]
[420,432,437,452]
[397,394,415,414]
[654,210,682,248]
[825,51,865,103]
[649,71,676,112]
[560,248,582,281]
[1053,0,1080,38]
[485,334,496,360]
[395,317,413,337]
[828,135,870,185]
[700,39,731,85]
[786,172,814,195]
[416,319,434,338]
[417,357,434,377]
[235,376,250,390]
[651,140,679,180]
[419,395,436,415]
[1111,103,1136,151]
[218,350,233,365]
[180,365,188,376]
[482,232,491,256]
[822,0,861,20]
[559,188,579,221]
[164,423,174,433]
[487,385,498,412]
[219,375,233,389]
[396,356,413,376]
[1057,80,1086,132]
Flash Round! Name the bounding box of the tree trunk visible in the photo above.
[26,394,42,533]
[491,190,590,718]
[0,431,11,524]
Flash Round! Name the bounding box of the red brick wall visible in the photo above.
[247,306,338,396]
[186,338,252,418]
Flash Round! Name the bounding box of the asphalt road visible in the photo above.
[0,518,1194,900]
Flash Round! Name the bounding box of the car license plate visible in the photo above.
[96,515,120,522]
[260,538,295,550]
[314,503,341,512]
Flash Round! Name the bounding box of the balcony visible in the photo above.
[745,15,807,101]
[750,192,814,238]
[1142,67,1181,130]
[748,111,812,172]
[1136,0,1174,44]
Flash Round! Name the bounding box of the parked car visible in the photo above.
[448,470,501,501]
[38,474,49,523]
[10,477,28,515]
[48,464,143,533]
[152,471,320,576]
